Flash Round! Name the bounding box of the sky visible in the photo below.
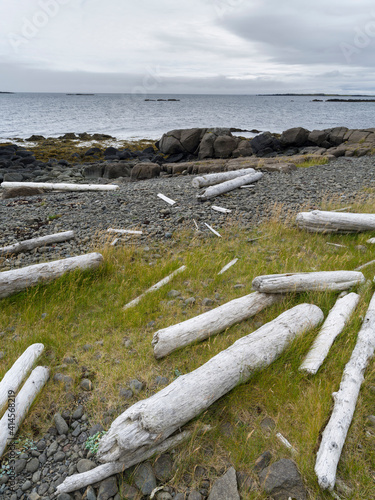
[1,0,375,94]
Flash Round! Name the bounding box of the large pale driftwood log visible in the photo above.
[1,181,119,192]
[299,293,360,374]
[192,168,256,188]
[315,292,375,491]
[99,304,323,464]
[197,172,263,201]
[0,231,75,256]
[56,428,196,494]
[0,344,44,414]
[107,228,143,235]
[0,253,103,299]
[0,366,49,457]
[296,210,375,233]
[252,271,365,294]
[123,266,186,310]
[152,291,283,359]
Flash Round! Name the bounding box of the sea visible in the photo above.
[1,93,375,142]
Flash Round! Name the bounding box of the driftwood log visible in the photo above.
[296,210,375,233]
[252,271,365,294]
[315,292,375,491]
[1,181,119,192]
[299,293,360,374]
[152,291,283,359]
[107,228,143,235]
[0,253,103,299]
[0,366,49,457]
[192,168,256,188]
[197,172,263,201]
[98,304,323,468]
[123,266,187,310]
[0,231,75,256]
[0,344,45,414]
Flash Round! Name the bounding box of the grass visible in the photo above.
[296,157,329,168]
[1,195,375,498]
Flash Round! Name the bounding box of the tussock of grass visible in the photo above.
[1,196,375,498]
[296,157,329,168]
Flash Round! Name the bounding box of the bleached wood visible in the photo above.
[56,429,193,494]
[123,266,186,310]
[315,292,375,491]
[193,219,199,230]
[300,293,360,375]
[197,172,263,201]
[218,258,238,275]
[211,205,232,214]
[240,184,255,189]
[0,366,49,457]
[110,238,119,247]
[0,253,103,299]
[204,223,221,238]
[0,231,75,256]
[252,271,365,294]
[296,210,375,233]
[157,193,176,205]
[1,181,119,191]
[367,237,375,244]
[98,304,323,463]
[152,291,284,359]
[326,242,347,249]
[192,168,256,188]
[107,228,143,235]
[0,344,44,414]
[276,433,297,454]
[354,259,375,271]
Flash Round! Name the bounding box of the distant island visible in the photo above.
[66,93,95,96]
[0,91,15,94]
[257,93,375,97]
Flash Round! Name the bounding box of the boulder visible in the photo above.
[232,139,253,157]
[158,129,185,155]
[1,187,45,199]
[103,162,132,179]
[208,467,240,500]
[179,128,205,154]
[131,162,161,180]
[328,127,348,146]
[198,131,216,159]
[198,128,234,159]
[4,172,24,182]
[250,132,281,156]
[280,127,310,147]
[258,459,307,500]
[344,129,371,144]
[308,130,330,147]
[213,135,239,158]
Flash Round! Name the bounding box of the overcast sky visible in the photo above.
[1,0,375,94]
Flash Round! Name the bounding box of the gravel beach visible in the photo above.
[1,156,375,271]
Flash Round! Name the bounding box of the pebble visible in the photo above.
[80,379,93,391]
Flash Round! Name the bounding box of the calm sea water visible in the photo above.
[1,93,374,141]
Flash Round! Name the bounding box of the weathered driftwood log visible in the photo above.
[0,344,44,414]
[315,292,375,491]
[99,304,323,464]
[252,271,365,294]
[197,172,263,201]
[107,228,143,235]
[56,428,198,494]
[123,266,186,310]
[0,231,75,256]
[0,253,103,299]
[218,258,238,275]
[1,181,119,192]
[152,291,283,359]
[192,168,256,188]
[296,210,375,233]
[299,293,360,374]
[0,366,49,457]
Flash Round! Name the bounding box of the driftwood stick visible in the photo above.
[218,258,238,275]
[197,172,263,201]
[192,168,256,188]
[354,259,375,271]
[299,293,360,374]
[0,253,104,299]
[204,223,221,238]
[98,304,323,463]
[252,271,365,294]
[0,232,75,256]
[315,292,375,491]
[296,210,375,233]
[0,366,49,457]
[211,205,232,214]
[0,344,44,414]
[152,291,283,359]
[1,181,119,191]
[157,193,176,205]
[123,266,187,310]
[107,228,143,235]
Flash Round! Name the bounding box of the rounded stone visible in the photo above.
[26,457,40,473]
[80,378,93,391]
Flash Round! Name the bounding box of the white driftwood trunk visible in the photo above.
[1,181,119,192]
[98,304,323,464]
[296,210,375,233]
[299,293,360,374]
[0,231,75,256]
[0,344,44,414]
[315,292,375,491]
[123,266,187,310]
[56,428,195,494]
[197,172,263,201]
[0,253,103,299]
[107,228,143,235]
[192,168,256,188]
[0,366,49,457]
[152,291,283,359]
[252,271,365,294]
